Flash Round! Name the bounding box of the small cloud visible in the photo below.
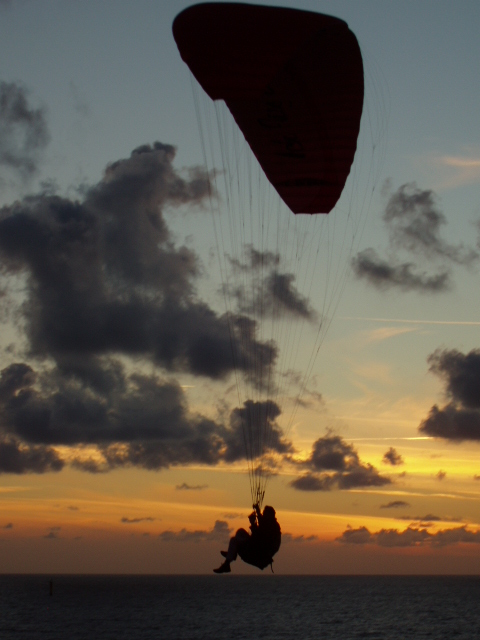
[175,483,208,491]
[352,249,449,293]
[282,532,320,543]
[44,526,61,539]
[121,517,155,524]
[67,505,79,511]
[290,433,391,492]
[0,81,50,178]
[382,447,404,466]
[158,519,231,543]
[2,522,13,529]
[380,500,410,509]
[436,470,447,480]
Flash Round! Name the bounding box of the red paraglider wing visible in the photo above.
[173,2,364,214]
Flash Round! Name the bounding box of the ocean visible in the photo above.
[1,575,479,639]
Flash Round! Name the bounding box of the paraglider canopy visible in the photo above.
[173,2,364,214]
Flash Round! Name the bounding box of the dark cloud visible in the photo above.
[382,447,404,466]
[0,362,211,447]
[227,248,316,321]
[337,525,480,548]
[0,143,276,388]
[384,184,477,264]
[0,361,294,473]
[121,516,155,524]
[44,526,61,540]
[436,470,446,480]
[158,519,231,543]
[175,483,208,490]
[0,435,64,474]
[228,246,280,272]
[419,349,480,441]
[2,522,13,529]
[225,399,293,462]
[428,349,480,410]
[290,433,391,491]
[290,473,335,491]
[336,526,373,545]
[263,272,316,320]
[0,142,295,475]
[352,183,478,292]
[420,404,480,441]
[380,500,410,509]
[352,249,450,292]
[0,82,49,178]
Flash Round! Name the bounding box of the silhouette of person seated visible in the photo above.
[214,504,281,573]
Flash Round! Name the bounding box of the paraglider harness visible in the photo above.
[238,504,281,572]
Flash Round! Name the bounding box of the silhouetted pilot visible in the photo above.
[214,504,281,573]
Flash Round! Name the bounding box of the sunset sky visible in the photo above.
[1,0,479,575]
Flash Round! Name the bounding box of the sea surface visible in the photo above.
[1,575,479,640]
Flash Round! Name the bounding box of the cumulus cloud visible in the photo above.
[0,81,49,178]
[0,143,298,475]
[158,519,231,542]
[0,435,64,474]
[0,361,219,448]
[420,405,480,441]
[0,143,276,388]
[0,360,293,473]
[352,183,478,292]
[428,349,480,409]
[382,447,404,466]
[337,524,480,548]
[290,433,390,491]
[419,349,480,441]
[225,399,293,463]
